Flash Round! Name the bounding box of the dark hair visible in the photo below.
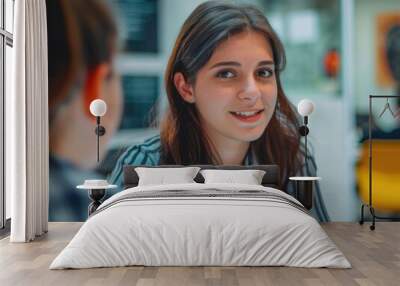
[46,0,117,119]
[160,0,303,189]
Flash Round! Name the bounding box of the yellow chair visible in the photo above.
[356,140,400,212]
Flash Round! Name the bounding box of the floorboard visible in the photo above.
[0,222,399,286]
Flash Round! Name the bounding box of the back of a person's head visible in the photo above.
[46,0,117,117]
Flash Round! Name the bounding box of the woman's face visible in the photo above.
[190,30,278,144]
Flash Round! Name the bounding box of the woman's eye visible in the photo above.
[257,68,273,78]
[216,70,236,79]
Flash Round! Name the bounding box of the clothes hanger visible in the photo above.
[378,98,396,118]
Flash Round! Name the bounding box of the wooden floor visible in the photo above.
[0,222,399,286]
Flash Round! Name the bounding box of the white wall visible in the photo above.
[284,0,360,221]
[308,98,359,221]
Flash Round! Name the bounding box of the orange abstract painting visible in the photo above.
[376,12,400,87]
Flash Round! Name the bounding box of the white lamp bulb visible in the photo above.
[89,99,107,117]
[297,99,315,116]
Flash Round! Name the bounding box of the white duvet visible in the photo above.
[50,183,351,269]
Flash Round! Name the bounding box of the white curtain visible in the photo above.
[7,0,49,242]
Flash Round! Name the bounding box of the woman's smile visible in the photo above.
[229,109,265,124]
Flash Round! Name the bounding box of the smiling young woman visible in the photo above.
[109,0,329,222]
[171,30,278,166]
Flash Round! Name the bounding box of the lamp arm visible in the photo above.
[299,115,309,167]
[304,130,308,167]
[96,116,100,162]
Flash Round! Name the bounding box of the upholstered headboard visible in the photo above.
[123,165,280,190]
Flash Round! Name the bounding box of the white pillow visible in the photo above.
[135,167,201,186]
[200,169,266,185]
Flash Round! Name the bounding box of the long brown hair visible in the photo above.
[160,1,303,189]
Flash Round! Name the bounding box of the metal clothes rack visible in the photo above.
[359,95,400,230]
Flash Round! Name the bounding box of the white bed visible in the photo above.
[50,183,351,269]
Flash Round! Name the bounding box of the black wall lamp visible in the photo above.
[89,99,107,162]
